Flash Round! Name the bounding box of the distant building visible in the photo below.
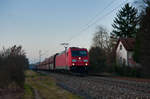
[115,38,136,67]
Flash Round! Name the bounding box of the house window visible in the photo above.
[120,45,122,50]
[120,57,122,64]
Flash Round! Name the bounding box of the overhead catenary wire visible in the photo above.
[47,0,129,58]
[83,0,117,29]
[67,0,119,43]
[67,0,129,46]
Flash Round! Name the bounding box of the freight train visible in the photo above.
[36,47,89,73]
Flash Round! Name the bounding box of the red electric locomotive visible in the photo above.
[55,47,89,72]
[38,47,89,73]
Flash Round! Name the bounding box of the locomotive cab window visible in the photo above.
[71,50,87,57]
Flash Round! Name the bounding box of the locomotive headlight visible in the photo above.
[83,59,88,62]
[72,59,77,62]
[78,57,81,60]
[85,63,88,66]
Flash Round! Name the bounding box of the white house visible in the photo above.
[115,38,136,67]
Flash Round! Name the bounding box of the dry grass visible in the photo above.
[23,70,82,99]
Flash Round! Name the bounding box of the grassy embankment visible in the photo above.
[23,70,81,99]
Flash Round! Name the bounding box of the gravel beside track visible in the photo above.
[43,72,150,99]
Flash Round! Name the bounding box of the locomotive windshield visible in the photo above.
[71,50,87,57]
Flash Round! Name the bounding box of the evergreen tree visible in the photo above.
[137,1,150,77]
[111,3,138,38]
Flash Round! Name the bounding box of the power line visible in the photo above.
[67,0,119,43]
[81,0,131,48]
[67,0,128,45]
[83,0,117,28]
[47,0,129,56]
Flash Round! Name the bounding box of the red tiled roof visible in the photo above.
[116,38,135,51]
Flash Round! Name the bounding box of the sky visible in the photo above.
[0,0,134,63]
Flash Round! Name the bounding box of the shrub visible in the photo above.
[89,46,107,73]
[0,45,29,88]
[113,64,141,77]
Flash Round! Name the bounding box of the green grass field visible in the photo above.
[23,70,82,99]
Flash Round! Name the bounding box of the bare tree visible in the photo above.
[91,26,116,72]
[0,45,25,57]
[92,26,111,52]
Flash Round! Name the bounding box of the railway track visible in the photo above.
[38,71,150,99]
[84,76,150,94]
